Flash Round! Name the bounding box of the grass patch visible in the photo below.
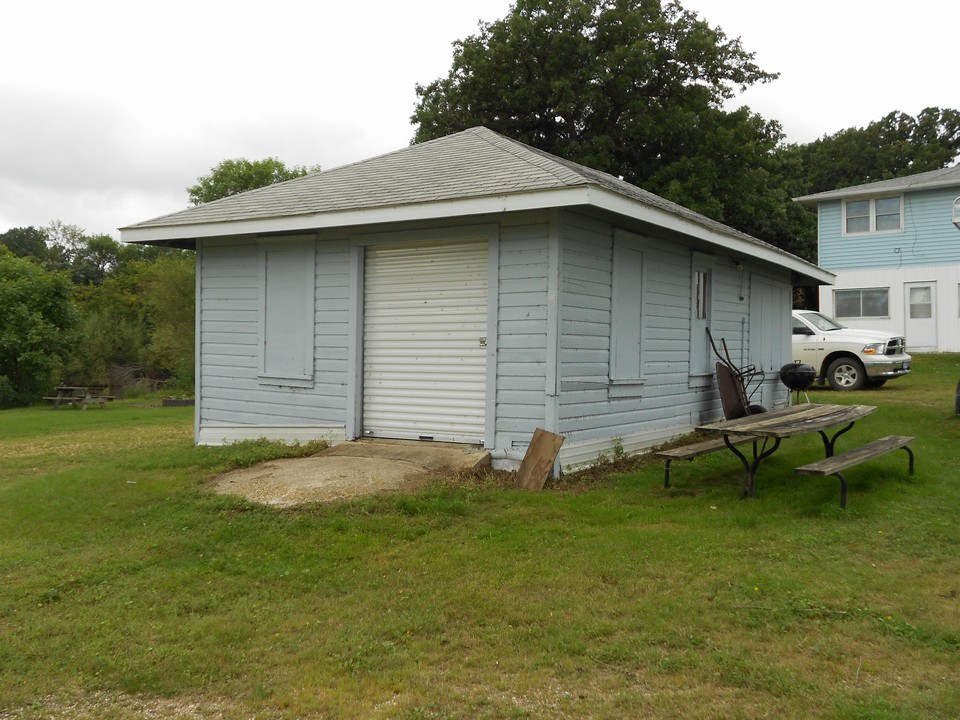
[2,357,960,718]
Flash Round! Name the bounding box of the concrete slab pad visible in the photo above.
[212,438,490,507]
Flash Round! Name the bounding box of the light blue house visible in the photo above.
[796,164,960,352]
[122,128,830,470]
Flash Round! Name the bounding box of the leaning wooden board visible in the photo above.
[516,428,565,491]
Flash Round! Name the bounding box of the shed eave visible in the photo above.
[586,187,835,285]
[119,187,596,245]
[120,184,833,284]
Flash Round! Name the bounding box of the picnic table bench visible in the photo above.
[43,386,115,410]
[795,435,915,508]
[656,435,760,488]
[660,405,915,508]
[695,404,878,500]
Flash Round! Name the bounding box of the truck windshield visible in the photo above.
[801,312,846,331]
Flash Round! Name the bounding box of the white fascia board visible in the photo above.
[120,184,833,284]
[586,187,835,284]
[119,188,595,244]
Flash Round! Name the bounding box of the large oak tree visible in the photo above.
[412,0,795,249]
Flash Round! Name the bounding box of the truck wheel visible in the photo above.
[826,357,866,391]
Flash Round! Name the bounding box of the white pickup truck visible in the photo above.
[791,310,912,391]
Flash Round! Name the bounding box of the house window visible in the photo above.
[258,238,316,386]
[835,288,889,318]
[843,196,902,235]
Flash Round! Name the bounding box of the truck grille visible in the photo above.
[886,337,906,355]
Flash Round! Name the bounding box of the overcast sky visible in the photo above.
[2,0,956,239]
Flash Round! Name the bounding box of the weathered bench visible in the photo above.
[795,435,915,508]
[656,435,760,488]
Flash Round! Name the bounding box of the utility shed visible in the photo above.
[122,127,833,471]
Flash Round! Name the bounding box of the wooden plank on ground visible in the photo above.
[516,428,565,491]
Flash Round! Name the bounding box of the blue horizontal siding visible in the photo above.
[493,219,551,444]
[819,187,960,270]
[199,237,350,429]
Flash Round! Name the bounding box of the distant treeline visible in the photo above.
[1,222,194,408]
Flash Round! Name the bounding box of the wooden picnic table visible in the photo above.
[696,404,877,498]
[44,385,113,409]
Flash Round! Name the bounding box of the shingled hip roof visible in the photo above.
[120,126,831,284]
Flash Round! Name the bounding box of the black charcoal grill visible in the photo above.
[779,362,817,404]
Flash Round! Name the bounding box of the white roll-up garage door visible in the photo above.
[363,240,488,443]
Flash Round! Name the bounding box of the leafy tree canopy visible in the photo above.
[137,254,197,387]
[187,158,320,206]
[0,247,76,407]
[412,0,789,246]
[782,107,960,196]
[2,222,180,284]
[0,226,48,259]
[1,223,196,394]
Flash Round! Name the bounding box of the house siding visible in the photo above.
[815,181,960,352]
[555,210,792,468]
[494,215,551,452]
[819,263,960,352]
[819,187,960,271]
[197,235,349,445]
[748,273,792,411]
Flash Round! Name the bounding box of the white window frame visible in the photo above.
[834,287,890,319]
[841,195,903,236]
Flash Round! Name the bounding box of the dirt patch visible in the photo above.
[212,456,430,506]
[212,439,491,507]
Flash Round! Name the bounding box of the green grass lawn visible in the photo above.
[2,358,959,719]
